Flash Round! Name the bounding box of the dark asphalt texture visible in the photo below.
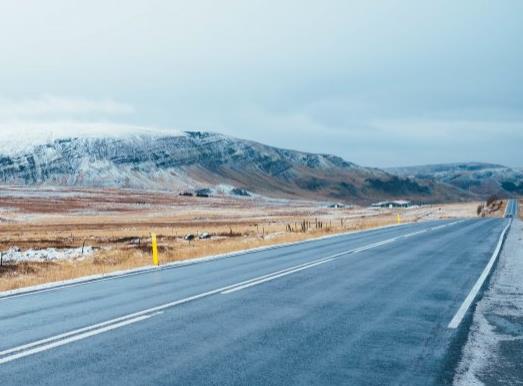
[0,217,509,385]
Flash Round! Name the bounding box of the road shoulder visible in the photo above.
[454,219,523,385]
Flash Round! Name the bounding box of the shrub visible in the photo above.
[477,205,483,216]
[486,195,498,206]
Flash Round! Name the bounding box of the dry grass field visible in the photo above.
[0,187,486,292]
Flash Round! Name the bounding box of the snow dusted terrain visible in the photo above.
[454,219,523,385]
[1,246,93,263]
[0,125,185,156]
[0,129,458,203]
[388,162,523,198]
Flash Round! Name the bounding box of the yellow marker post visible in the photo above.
[397,214,401,224]
[151,232,159,266]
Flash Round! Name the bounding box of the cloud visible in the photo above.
[0,95,134,119]
[0,2,521,166]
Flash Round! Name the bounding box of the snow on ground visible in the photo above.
[0,124,185,156]
[0,246,93,263]
[454,219,523,385]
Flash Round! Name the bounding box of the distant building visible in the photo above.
[371,200,411,208]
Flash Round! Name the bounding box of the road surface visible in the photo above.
[0,211,513,385]
[504,197,519,218]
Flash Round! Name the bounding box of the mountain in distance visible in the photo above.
[387,162,523,197]
[0,130,471,204]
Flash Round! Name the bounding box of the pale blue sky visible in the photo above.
[0,1,522,167]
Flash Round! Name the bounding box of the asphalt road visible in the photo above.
[0,215,511,385]
[504,198,519,218]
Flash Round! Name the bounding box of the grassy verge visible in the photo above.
[0,216,399,292]
[0,188,481,292]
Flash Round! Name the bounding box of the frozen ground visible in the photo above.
[454,219,523,386]
[0,246,93,263]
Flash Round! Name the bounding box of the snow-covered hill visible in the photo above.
[388,162,523,197]
[0,130,466,203]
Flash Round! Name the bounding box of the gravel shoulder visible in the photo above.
[454,219,523,385]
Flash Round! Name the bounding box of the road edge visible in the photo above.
[0,220,427,299]
[448,218,512,329]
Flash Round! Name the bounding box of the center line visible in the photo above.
[0,312,161,365]
[221,258,335,294]
[0,221,460,365]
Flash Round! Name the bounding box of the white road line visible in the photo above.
[351,238,397,253]
[1,220,460,303]
[0,265,311,358]
[221,258,335,294]
[0,221,414,301]
[0,221,463,364]
[0,249,366,361]
[0,313,161,365]
[402,229,429,238]
[504,200,510,217]
[221,221,461,293]
[503,199,516,218]
[0,259,343,361]
[447,219,512,329]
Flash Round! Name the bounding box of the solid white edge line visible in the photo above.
[447,218,512,329]
[0,219,466,364]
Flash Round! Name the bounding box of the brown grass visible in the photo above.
[0,217,399,292]
[0,187,481,292]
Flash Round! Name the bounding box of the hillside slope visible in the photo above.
[388,162,523,197]
[0,131,468,204]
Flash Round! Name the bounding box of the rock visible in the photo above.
[231,187,250,196]
[195,188,212,197]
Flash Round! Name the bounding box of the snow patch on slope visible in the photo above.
[0,123,186,155]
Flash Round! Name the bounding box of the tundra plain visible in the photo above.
[0,187,495,292]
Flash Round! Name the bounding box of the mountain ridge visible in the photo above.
[0,130,471,204]
[387,162,523,197]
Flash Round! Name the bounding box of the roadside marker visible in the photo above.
[151,233,159,266]
[0,220,465,365]
[397,214,401,224]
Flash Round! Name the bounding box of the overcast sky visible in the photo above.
[0,1,522,167]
